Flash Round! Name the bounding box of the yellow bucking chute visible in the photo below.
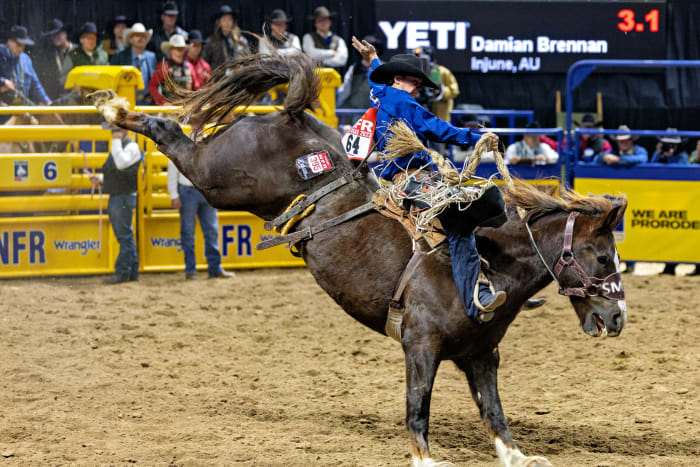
[65,66,144,107]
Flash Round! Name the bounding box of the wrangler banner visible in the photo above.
[574,166,700,264]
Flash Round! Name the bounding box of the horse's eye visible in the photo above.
[597,255,609,265]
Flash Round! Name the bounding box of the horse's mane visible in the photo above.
[502,179,616,221]
[165,51,320,137]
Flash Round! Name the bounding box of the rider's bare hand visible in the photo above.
[351,36,378,62]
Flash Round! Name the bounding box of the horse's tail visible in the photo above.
[167,52,320,134]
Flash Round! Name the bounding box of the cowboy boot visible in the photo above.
[473,265,506,323]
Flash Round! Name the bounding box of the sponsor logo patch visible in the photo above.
[296,151,335,180]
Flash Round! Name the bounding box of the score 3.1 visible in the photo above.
[617,9,660,33]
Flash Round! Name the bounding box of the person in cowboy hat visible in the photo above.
[505,120,558,165]
[111,23,157,105]
[148,34,196,105]
[34,18,75,100]
[572,113,612,162]
[106,14,130,55]
[594,124,648,166]
[0,25,51,105]
[302,6,347,71]
[66,22,108,68]
[651,128,689,164]
[148,1,189,62]
[351,37,508,323]
[202,5,249,71]
[259,9,301,56]
[186,30,211,90]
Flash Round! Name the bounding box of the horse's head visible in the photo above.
[504,181,629,338]
[555,198,628,337]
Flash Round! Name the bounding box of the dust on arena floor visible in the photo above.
[0,269,698,466]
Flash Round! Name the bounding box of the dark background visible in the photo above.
[1,0,700,131]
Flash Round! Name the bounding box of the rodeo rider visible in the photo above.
[351,37,508,323]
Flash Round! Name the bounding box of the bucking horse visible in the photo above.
[89,52,628,467]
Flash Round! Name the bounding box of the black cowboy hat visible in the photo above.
[369,54,440,90]
[42,18,72,37]
[76,22,98,40]
[575,113,603,128]
[268,9,292,23]
[161,1,179,15]
[214,5,237,20]
[9,25,35,46]
[308,6,337,21]
[187,29,207,44]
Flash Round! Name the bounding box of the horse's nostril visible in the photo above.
[611,312,622,328]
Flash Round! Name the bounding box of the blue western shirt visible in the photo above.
[650,151,689,164]
[368,58,479,180]
[594,144,648,166]
[0,45,51,104]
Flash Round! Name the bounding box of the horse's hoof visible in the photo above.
[411,457,455,467]
[86,89,117,106]
[515,456,552,467]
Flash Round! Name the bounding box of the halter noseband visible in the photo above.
[525,211,625,301]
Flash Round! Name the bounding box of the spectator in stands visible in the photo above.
[0,25,51,105]
[302,6,347,72]
[148,1,188,62]
[690,139,700,163]
[111,23,157,105]
[86,124,141,284]
[259,9,301,56]
[505,121,558,165]
[337,34,383,109]
[186,30,210,90]
[202,5,249,72]
[105,14,129,55]
[35,18,75,101]
[66,22,108,67]
[651,129,689,164]
[577,113,611,162]
[149,35,195,105]
[594,125,647,166]
[167,161,235,280]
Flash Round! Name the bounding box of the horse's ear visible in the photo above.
[597,196,628,231]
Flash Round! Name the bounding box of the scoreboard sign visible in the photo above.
[376,0,667,73]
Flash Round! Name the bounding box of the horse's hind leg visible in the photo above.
[454,350,552,467]
[403,339,453,467]
[89,90,197,174]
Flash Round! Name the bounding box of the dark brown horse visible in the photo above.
[90,52,628,467]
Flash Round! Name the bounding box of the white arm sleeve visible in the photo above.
[324,37,348,68]
[302,34,335,62]
[542,143,559,163]
[167,160,179,200]
[111,139,141,170]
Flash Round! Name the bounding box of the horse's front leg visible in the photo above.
[403,335,453,467]
[454,349,552,467]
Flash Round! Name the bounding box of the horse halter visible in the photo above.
[525,211,625,301]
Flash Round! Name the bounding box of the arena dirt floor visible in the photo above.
[1,266,699,466]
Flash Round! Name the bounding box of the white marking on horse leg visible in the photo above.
[411,456,454,467]
[494,436,552,467]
